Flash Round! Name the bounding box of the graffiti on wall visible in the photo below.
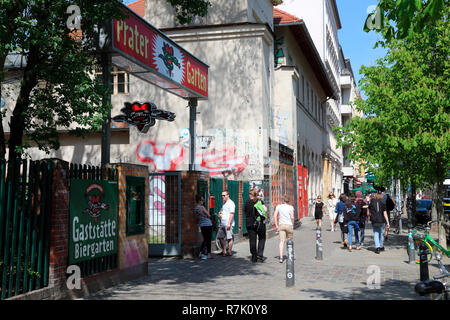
[136,140,248,176]
[136,141,185,171]
[148,175,166,240]
[198,146,248,176]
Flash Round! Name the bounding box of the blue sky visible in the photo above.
[336,0,387,98]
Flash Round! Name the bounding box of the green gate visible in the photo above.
[242,182,250,234]
[209,178,223,241]
[0,159,52,300]
[68,164,119,278]
[227,180,239,234]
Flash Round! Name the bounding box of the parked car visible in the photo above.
[444,198,450,242]
[414,199,432,225]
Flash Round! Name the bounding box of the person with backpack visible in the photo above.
[354,191,368,246]
[334,194,348,248]
[381,187,395,223]
[244,189,268,263]
[368,193,390,254]
[344,199,361,251]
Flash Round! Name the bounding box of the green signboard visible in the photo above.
[69,179,119,264]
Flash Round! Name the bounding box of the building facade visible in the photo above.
[273,8,335,218]
[1,0,362,222]
[278,0,344,201]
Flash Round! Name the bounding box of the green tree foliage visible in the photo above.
[0,0,126,160]
[339,5,449,244]
[1,0,211,160]
[365,0,448,42]
[165,0,211,25]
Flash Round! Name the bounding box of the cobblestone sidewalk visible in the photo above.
[83,217,449,300]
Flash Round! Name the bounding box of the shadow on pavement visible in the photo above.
[85,253,271,299]
[299,278,427,300]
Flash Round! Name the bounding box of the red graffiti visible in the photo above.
[136,141,248,175]
[197,147,248,176]
[136,141,184,171]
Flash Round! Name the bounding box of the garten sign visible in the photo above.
[108,3,209,100]
[69,179,119,264]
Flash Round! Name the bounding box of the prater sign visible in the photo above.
[110,4,208,100]
[69,179,118,264]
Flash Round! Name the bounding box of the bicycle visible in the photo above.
[390,208,402,234]
[212,211,229,253]
[406,220,450,264]
[415,250,450,300]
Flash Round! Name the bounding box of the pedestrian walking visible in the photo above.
[327,193,338,231]
[244,189,267,263]
[380,187,394,224]
[273,195,295,263]
[344,199,361,252]
[354,191,368,246]
[368,193,390,254]
[314,195,325,228]
[334,194,348,248]
[217,190,235,256]
[195,195,213,260]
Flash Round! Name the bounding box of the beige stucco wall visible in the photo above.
[273,26,331,201]
[3,1,275,182]
[5,27,273,182]
[145,0,273,29]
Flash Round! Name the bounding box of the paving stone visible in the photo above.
[82,218,449,300]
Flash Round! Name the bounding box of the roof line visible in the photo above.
[275,20,336,99]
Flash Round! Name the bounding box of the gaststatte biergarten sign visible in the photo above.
[69,179,119,264]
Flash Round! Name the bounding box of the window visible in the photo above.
[293,78,299,98]
[314,94,317,119]
[126,176,145,236]
[306,82,310,110]
[112,67,130,94]
[301,75,305,104]
[96,66,130,95]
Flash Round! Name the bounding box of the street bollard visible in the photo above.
[315,227,323,260]
[286,240,295,287]
[408,225,415,264]
[419,242,429,281]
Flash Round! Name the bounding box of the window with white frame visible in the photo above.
[112,67,130,94]
[96,66,130,95]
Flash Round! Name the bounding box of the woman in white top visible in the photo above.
[274,195,295,263]
[327,193,338,232]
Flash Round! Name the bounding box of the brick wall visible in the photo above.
[180,171,211,258]
[107,164,149,270]
[48,159,70,286]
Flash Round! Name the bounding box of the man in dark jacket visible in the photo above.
[244,189,266,263]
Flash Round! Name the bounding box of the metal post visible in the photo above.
[407,191,415,263]
[315,226,323,260]
[419,242,429,281]
[188,98,197,171]
[101,52,112,165]
[286,240,295,287]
